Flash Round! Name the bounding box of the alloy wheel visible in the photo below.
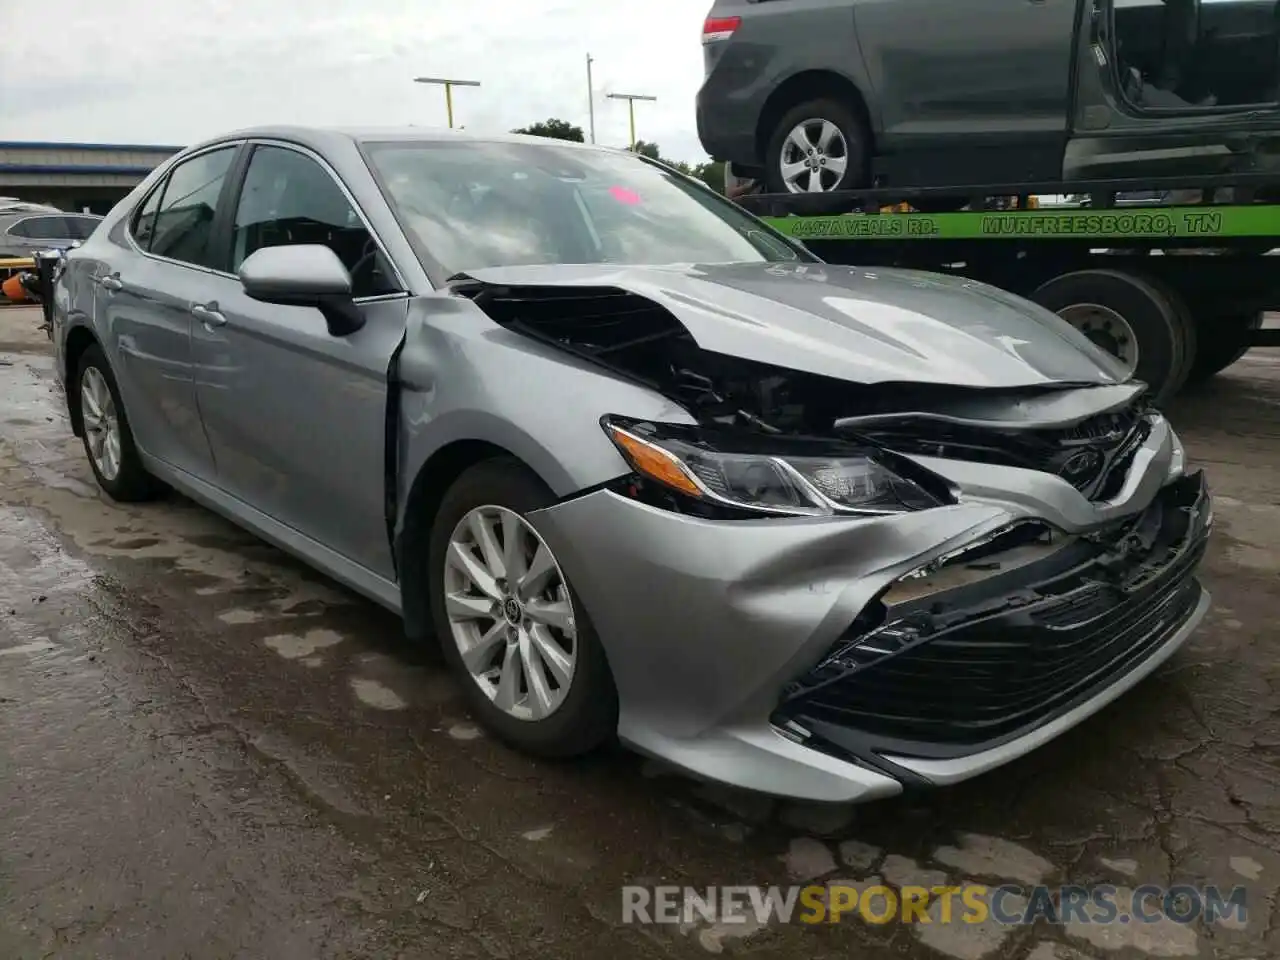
[443,505,577,722]
[80,365,122,481]
[779,118,849,193]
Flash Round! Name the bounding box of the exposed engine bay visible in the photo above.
[450,278,1154,500]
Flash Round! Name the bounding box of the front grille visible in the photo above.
[778,472,1210,754]
[858,404,1149,500]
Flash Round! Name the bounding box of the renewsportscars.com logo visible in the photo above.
[621,883,1249,928]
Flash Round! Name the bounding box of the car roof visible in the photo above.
[188,124,630,158]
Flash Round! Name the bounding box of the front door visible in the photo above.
[191,142,406,579]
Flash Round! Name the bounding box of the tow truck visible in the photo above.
[738,174,1280,403]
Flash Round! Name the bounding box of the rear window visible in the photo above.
[363,139,805,275]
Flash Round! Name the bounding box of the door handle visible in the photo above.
[99,275,123,292]
[190,302,227,327]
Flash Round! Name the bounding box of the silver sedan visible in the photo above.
[51,126,1211,802]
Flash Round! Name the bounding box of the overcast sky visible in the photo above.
[0,0,712,163]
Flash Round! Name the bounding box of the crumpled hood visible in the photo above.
[460,261,1130,388]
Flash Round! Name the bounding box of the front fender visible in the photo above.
[394,294,694,513]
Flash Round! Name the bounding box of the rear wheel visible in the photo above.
[765,98,869,200]
[75,344,162,502]
[426,458,618,758]
[1029,268,1196,406]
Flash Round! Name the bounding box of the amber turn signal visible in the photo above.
[604,424,704,498]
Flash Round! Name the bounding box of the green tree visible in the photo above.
[691,160,726,194]
[630,140,705,179]
[630,139,661,161]
[512,118,585,142]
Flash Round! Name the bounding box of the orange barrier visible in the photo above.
[1,273,29,302]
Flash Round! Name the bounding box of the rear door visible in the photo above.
[854,0,1079,145]
[191,140,407,578]
[93,145,240,480]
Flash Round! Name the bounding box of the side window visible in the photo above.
[65,216,101,241]
[17,217,64,240]
[5,218,33,238]
[231,145,399,298]
[149,147,237,268]
[131,183,164,250]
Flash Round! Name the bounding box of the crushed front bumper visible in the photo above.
[529,470,1211,802]
[775,470,1212,788]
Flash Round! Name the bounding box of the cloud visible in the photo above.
[0,0,713,163]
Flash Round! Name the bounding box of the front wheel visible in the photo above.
[426,458,618,758]
[765,98,869,198]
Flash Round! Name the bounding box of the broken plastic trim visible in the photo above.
[832,381,1148,432]
[448,275,688,402]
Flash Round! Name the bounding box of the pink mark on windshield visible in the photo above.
[608,186,641,205]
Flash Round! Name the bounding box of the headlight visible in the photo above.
[602,416,946,516]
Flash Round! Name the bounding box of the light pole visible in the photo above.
[585,54,596,144]
[607,92,656,150]
[413,76,481,129]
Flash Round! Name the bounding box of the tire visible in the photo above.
[764,98,869,200]
[74,344,162,502]
[1142,275,1198,397]
[426,458,618,759]
[1029,269,1194,406]
[1184,311,1262,385]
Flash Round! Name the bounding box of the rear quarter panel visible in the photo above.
[702,0,876,161]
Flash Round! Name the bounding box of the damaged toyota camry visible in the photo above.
[52,127,1211,802]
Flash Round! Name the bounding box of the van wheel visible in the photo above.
[427,458,618,758]
[75,344,162,502]
[1030,269,1196,406]
[765,98,869,199]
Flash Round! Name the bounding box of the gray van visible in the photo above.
[696,0,1280,202]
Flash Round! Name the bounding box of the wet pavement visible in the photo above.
[1,304,1278,960]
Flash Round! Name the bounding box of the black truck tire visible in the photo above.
[1184,311,1262,385]
[765,98,869,200]
[1030,268,1196,406]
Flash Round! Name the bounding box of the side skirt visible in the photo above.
[140,452,403,614]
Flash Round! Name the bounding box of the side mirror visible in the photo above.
[238,244,365,337]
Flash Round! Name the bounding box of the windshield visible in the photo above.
[363,139,807,275]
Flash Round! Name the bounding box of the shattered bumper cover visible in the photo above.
[775,470,1212,787]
